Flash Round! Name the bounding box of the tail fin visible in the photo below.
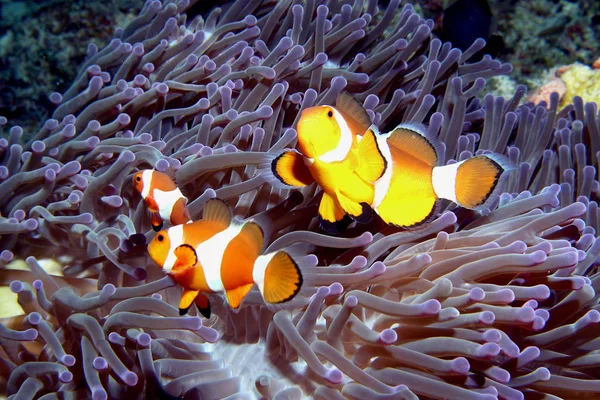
[253,251,303,304]
[433,154,510,209]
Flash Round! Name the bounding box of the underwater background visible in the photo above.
[1,0,600,398]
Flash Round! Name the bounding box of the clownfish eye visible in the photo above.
[327,110,333,118]
[157,234,164,242]
[135,176,141,182]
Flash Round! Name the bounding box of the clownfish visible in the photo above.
[133,170,190,232]
[271,92,511,231]
[371,123,510,228]
[147,198,303,317]
[271,93,386,233]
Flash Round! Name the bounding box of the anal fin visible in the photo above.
[179,288,200,315]
[226,283,254,309]
[194,293,211,318]
[318,192,352,233]
[354,128,387,182]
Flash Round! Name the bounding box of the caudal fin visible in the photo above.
[253,251,302,304]
[433,154,509,209]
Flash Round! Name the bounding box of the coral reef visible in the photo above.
[0,0,142,135]
[556,62,600,109]
[1,0,600,399]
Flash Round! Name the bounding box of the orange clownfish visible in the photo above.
[271,93,511,231]
[133,170,190,232]
[271,93,386,233]
[371,122,511,228]
[147,198,303,316]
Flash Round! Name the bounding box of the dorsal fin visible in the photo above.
[202,199,232,225]
[151,170,179,191]
[240,221,264,255]
[336,92,371,135]
[387,124,438,167]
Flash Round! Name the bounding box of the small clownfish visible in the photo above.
[271,92,386,233]
[133,170,190,232]
[371,123,511,228]
[147,198,303,317]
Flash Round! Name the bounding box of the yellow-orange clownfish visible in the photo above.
[133,170,190,232]
[147,198,303,317]
[271,92,386,233]
[371,122,512,228]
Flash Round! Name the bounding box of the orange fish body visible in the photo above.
[272,93,387,232]
[147,199,302,316]
[133,170,190,231]
[372,123,511,228]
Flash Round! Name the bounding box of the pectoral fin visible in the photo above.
[318,192,352,233]
[354,128,387,182]
[179,288,200,315]
[173,244,198,272]
[271,150,315,187]
[194,293,211,318]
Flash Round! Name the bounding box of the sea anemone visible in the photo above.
[1,0,600,399]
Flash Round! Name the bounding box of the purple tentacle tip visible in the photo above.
[93,357,108,371]
[479,311,495,325]
[516,306,535,323]
[326,368,343,384]
[101,284,117,298]
[155,158,170,172]
[369,261,386,276]
[345,295,358,307]
[489,367,510,383]
[119,150,136,163]
[358,231,373,245]
[351,255,367,270]
[22,218,38,231]
[27,312,42,325]
[477,343,500,358]
[101,195,124,207]
[123,371,138,386]
[59,371,73,383]
[421,299,441,315]
[138,132,153,144]
[62,354,76,367]
[9,281,24,293]
[451,357,470,374]
[328,282,344,295]
[483,329,501,343]
[23,328,38,341]
[49,92,63,104]
[315,286,331,298]
[532,316,545,330]
[137,333,152,347]
[199,326,220,343]
[79,213,94,224]
[469,287,485,301]
[1,250,13,262]
[133,268,147,281]
[379,329,397,344]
